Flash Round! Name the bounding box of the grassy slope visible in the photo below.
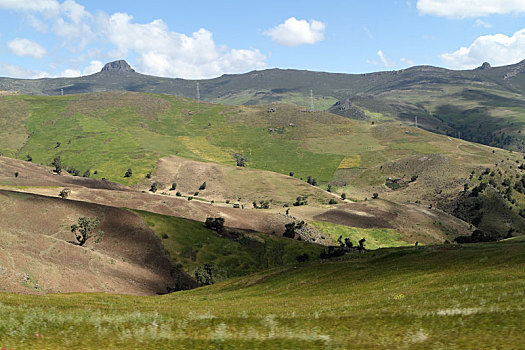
[3,91,525,241]
[0,92,344,186]
[137,210,325,280]
[1,91,517,195]
[336,84,525,152]
[310,220,411,249]
[1,239,524,349]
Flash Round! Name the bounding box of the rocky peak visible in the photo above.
[477,62,492,70]
[100,60,135,73]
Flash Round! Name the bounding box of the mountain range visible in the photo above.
[4,59,525,151]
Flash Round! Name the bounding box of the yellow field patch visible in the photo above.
[338,155,361,169]
[177,136,233,163]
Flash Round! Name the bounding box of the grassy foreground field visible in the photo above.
[1,239,524,349]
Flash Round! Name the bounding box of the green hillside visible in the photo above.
[1,239,523,349]
[4,60,525,155]
[2,91,525,240]
[137,210,325,281]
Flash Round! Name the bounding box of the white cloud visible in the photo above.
[0,2,267,79]
[59,68,81,77]
[417,0,525,18]
[0,0,60,13]
[441,28,525,69]
[264,17,325,47]
[400,58,415,66]
[103,13,266,78]
[475,19,492,28]
[7,38,47,59]
[0,63,50,79]
[377,50,396,67]
[1,0,93,50]
[82,60,103,75]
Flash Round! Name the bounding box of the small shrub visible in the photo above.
[372,193,379,199]
[296,253,310,263]
[199,182,207,190]
[175,191,182,197]
[124,168,133,177]
[52,156,62,174]
[59,188,71,199]
[161,233,169,239]
[293,196,308,206]
[329,198,337,204]
[205,217,225,233]
[234,154,248,167]
[14,172,18,178]
[150,182,158,193]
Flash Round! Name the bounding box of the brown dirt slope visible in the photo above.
[0,156,468,245]
[290,199,471,244]
[0,156,129,190]
[0,156,316,238]
[141,155,336,206]
[0,190,197,295]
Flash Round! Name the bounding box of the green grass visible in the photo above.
[311,220,411,249]
[3,91,524,213]
[5,93,348,185]
[137,210,325,279]
[0,240,524,349]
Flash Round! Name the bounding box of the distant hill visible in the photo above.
[3,59,525,151]
[4,59,525,100]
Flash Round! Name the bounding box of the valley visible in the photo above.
[1,61,525,349]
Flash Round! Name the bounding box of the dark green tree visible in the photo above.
[194,264,221,285]
[71,217,100,246]
[150,182,158,193]
[52,156,63,174]
[205,217,225,233]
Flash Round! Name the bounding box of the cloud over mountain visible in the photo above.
[264,17,325,46]
[441,28,525,69]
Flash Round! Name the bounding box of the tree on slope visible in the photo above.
[71,217,100,246]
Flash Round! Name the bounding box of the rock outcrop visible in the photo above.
[101,60,135,73]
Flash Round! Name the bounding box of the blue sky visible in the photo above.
[0,0,525,79]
